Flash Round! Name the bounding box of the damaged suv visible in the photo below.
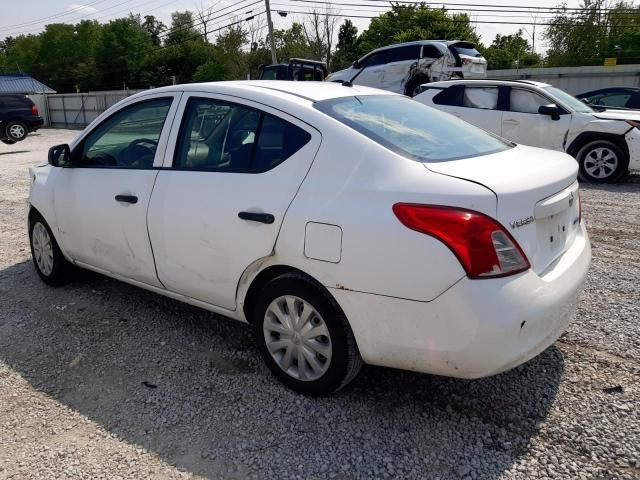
[327,40,487,96]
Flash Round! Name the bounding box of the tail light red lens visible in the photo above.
[31,105,39,116]
[392,203,530,279]
[461,58,473,65]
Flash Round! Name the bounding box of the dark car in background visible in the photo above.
[0,94,44,144]
[259,58,328,81]
[576,87,640,111]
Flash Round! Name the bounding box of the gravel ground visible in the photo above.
[0,130,638,480]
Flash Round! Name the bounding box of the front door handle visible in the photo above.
[238,211,275,224]
[115,194,138,204]
[503,119,520,125]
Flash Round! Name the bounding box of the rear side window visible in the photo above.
[315,95,511,162]
[387,45,421,63]
[588,92,632,108]
[1,95,30,108]
[174,98,311,172]
[422,45,443,59]
[433,86,462,106]
[463,87,499,110]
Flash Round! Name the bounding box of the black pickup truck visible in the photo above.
[259,58,328,81]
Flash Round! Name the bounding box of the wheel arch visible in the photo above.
[567,131,629,163]
[240,263,334,324]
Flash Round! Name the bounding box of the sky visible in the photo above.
[0,0,585,53]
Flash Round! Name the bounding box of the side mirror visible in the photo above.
[580,98,592,105]
[48,144,71,167]
[352,60,360,69]
[538,104,561,121]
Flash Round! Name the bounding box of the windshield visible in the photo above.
[315,95,511,162]
[543,86,594,113]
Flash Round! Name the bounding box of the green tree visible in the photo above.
[357,5,481,56]
[94,16,154,89]
[332,19,359,71]
[192,59,227,82]
[545,0,640,66]
[165,11,201,46]
[142,15,166,47]
[216,24,248,79]
[483,30,541,70]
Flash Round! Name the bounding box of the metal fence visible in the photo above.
[30,90,144,128]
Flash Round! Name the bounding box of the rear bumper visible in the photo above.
[625,127,640,170]
[27,117,44,131]
[331,223,591,378]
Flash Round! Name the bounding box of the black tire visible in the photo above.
[5,120,28,141]
[405,74,428,97]
[253,272,363,395]
[29,212,76,286]
[1,139,17,145]
[576,140,627,183]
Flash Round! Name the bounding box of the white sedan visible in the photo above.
[28,81,591,394]
[414,79,640,183]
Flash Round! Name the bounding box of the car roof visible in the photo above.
[422,79,552,89]
[135,80,397,104]
[366,39,474,54]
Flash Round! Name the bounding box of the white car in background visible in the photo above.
[29,81,589,395]
[415,79,640,183]
[327,40,487,96]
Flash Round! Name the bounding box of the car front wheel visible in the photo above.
[5,121,28,141]
[29,213,76,285]
[576,140,627,183]
[253,273,363,395]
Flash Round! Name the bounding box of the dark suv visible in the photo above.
[0,94,44,144]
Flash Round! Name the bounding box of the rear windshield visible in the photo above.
[314,95,511,162]
[451,43,482,58]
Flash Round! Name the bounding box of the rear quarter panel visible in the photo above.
[272,119,497,302]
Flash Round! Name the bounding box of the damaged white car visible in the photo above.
[327,40,487,96]
[415,79,640,183]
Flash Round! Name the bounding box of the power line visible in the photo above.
[0,0,110,30]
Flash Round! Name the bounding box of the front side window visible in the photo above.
[77,98,172,168]
[463,87,498,110]
[174,98,311,172]
[509,88,551,114]
[315,95,511,162]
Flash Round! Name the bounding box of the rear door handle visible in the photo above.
[238,211,275,224]
[115,194,138,204]
[503,119,520,125]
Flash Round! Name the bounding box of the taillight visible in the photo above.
[31,105,39,116]
[461,58,473,65]
[392,204,530,279]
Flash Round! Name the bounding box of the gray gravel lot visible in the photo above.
[0,129,638,480]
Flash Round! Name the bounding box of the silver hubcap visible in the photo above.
[32,222,54,276]
[584,147,618,179]
[263,295,332,381]
[9,124,26,139]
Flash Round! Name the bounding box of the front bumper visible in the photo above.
[330,223,591,378]
[625,127,640,171]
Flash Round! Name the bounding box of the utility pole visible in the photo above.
[264,0,277,64]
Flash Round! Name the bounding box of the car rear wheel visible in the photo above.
[405,74,428,97]
[253,272,363,395]
[29,213,76,285]
[577,140,627,183]
[5,121,28,141]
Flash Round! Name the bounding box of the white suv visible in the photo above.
[415,79,640,183]
[327,41,487,96]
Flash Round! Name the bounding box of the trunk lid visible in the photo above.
[425,144,580,274]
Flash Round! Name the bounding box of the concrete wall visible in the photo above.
[488,64,640,94]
